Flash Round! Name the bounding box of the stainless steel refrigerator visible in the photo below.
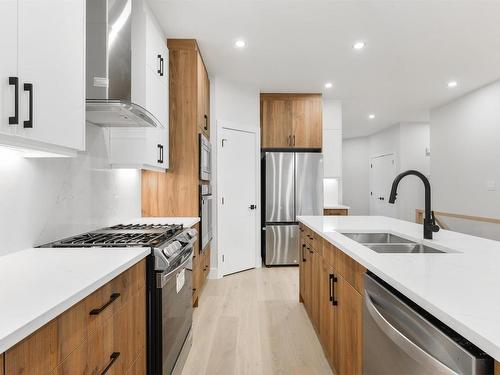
[263,152,323,265]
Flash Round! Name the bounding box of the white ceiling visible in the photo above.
[149,0,500,138]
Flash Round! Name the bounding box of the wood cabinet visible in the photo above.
[324,208,348,216]
[299,224,365,375]
[4,261,146,375]
[192,223,210,307]
[260,94,322,149]
[142,39,209,216]
[0,0,85,156]
[1,353,3,375]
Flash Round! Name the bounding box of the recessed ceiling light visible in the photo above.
[368,114,375,119]
[324,82,333,89]
[353,41,365,50]
[234,39,246,48]
[447,80,458,88]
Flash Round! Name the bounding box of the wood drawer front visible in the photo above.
[5,260,146,375]
[337,249,366,294]
[324,208,348,216]
[323,240,338,269]
[52,288,146,375]
[85,260,146,333]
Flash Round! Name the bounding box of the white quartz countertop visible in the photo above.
[324,204,350,210]
[298,215,500,361]
[0,247,149,353]
[127,216,200,228]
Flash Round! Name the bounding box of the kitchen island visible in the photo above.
[298,215,500,368]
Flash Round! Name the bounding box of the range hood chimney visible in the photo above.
[86,0,162,128]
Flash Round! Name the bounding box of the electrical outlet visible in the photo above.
[486,180,496,191]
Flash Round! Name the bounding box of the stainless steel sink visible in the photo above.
[341,232,450,254]
[364,243,447,254]
[341,232,414,244]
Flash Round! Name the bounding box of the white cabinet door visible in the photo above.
[0,0,18,135]
[16,0,85,151]
[323,129,342,178]
[148,67,168,128]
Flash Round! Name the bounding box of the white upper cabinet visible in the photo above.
[108,127,168,172]
[0,1,18,137]
[109,0,169,171]
[0,0,85,156]
[132,0,168,129]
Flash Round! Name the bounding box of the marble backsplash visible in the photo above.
[0,125,141,256]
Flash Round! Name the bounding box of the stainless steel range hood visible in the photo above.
[86,0,162,128]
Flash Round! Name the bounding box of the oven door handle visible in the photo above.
[365,292,458,375]
[157,246,194,288]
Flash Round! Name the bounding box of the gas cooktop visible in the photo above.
[42,223,183,248]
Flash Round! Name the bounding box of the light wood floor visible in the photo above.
[182,267,332,375]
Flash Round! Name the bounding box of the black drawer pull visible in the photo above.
[301,244,306,262]
[157,144,163,163]
[330,274,338,306]
[100,352,120,375]
[23,83,33,128]
[89,293,120,315]
[204,114,208,130]
[157,54,162,76]
[8,77,19,124]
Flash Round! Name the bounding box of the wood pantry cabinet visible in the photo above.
[299,223,365,375]
[260,93,322,149]
[4,261,146,375]
[142,39,211,307]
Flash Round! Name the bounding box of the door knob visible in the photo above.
[249,204,257,210]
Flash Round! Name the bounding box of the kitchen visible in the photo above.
[1,1,500,374]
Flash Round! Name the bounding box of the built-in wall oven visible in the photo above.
[200,184,213,251]
[199,133,211,181]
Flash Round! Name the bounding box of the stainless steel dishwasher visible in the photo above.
[364,273,493,375]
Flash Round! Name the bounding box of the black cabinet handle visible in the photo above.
[8,77,19,124]
[204,114,208,130]
[100,352,120,375]
[160,57,164,76]
[292,135,295,146]
[89,293,120,315]
[249,204,257,210]
[302,244,306,262]
[157,54,162,76]
[157,144,164,164]
[330,274,338,306]
[23,83,33,128]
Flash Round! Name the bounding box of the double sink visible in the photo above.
[341,233,448,254]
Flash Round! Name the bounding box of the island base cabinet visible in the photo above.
[338,275,363,375]
[299,224,364,375]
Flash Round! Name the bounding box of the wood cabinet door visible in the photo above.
[303,243,312,314]
[310,248,321,331]
[338,275,363,375]
[261,98,292,148]
[197,54,209,138]
[292,97,322,149]
[320,262,339,372]
[299,230,306,302]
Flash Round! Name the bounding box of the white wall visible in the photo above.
[342,122,430,219]
[210,77,260,278]
[342,137,370,215]
[322,100,342,205]
[431,80,500,240]
[0,125,141,256]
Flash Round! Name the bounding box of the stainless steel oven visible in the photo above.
[151,235,196,375]
[199,133,211,181]
[200,184,213,251]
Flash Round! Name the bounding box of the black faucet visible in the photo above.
[388,170,439,239]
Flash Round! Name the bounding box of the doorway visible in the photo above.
[369,153,397,217]
[218,126,259,276]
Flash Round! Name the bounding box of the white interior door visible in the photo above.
[219,127,257,276]
[370,154,397,217]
